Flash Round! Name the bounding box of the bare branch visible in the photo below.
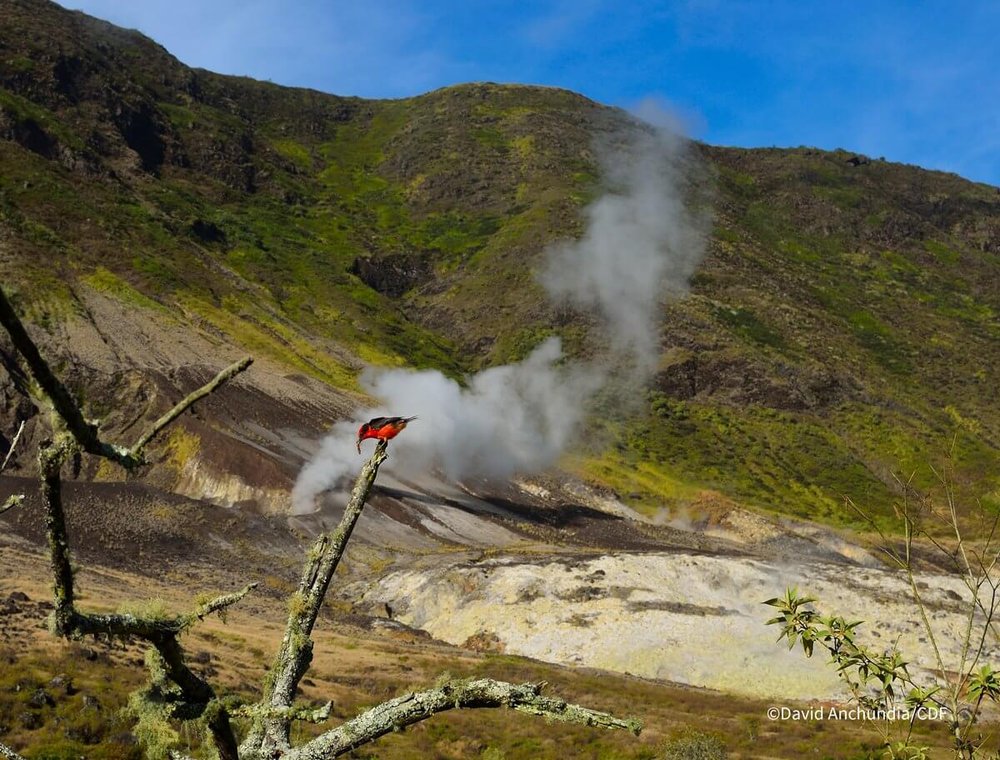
[0,286,133,466]
[284,678,640,760]
[1,419,25,473]
[1,285,252,471]
[129,356,253,458]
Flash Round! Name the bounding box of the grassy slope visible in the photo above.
[0,0,998,529]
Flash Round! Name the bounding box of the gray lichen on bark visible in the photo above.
[240,439,390,757]
[0,741,27,760]
[283,678,641,760]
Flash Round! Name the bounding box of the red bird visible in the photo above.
[356,416,417,454]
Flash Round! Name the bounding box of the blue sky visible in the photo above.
[60,1,1000,186]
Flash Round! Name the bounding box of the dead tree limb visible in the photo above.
[0,286,251,469]
[242,439,389,757]
[0,742,27,760]
[4,282,640,758]
[130,356,253,456]
[0,287,133,466]
[1,419,26,514]
[0,284,254,759]
[1,419,25,472]
[34,430,248,760]
[284,678,641,759]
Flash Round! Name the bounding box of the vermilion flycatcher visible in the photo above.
[356,416,417,454]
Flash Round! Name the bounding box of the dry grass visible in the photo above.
[0,541,987,759]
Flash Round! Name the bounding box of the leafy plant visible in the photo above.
[765,464,1000,759]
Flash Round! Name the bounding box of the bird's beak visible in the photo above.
[356,439,362,455]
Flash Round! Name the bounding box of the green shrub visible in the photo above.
[660,727,727,760]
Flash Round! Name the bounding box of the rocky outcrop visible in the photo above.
[361,551,978,700]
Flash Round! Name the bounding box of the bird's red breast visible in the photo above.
[356,415,417,453]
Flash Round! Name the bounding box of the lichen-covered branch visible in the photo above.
[0,741,27,760]
[187,583,260,624]
[0,286,255,759]
[0,494,23,515]
[38,435,79,632]
[36,431,252,759]
[283,678,641,759]
[234,700,333,724]
[54,584,258,641]
[242,439,389,757]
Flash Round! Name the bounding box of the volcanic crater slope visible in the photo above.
[0,0,997,549]
[1,2,999,758]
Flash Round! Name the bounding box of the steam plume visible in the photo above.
[291,110,708,513]
[542,113,707,364]
[291,338,602,511]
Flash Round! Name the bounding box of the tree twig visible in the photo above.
[0,402,29,516]
[0,287,133,466]
[130,356,253,458]
[284,678,640,759]
[54,583,259,641]
[1,419,25,473]
[0,494,23,515]
[1,285,251,470]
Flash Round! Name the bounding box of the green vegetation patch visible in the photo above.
[81,267,170,313]
[0,87,84,149]
[270,138,312,169]
[582,395,904,527]
[177,294,359,391]
[713,305,787,350]
[846,309,912,373]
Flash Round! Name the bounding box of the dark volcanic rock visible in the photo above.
[28,687,54,708]
[655,351,856,411]
[350,254,433,298]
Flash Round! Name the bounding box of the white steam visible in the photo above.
[541,120,707,362]
[290,338,601,511]
[291,113,708,514]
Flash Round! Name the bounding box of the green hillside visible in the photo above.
[1,0,998,528]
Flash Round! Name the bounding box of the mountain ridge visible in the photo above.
[0,0,998,527]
